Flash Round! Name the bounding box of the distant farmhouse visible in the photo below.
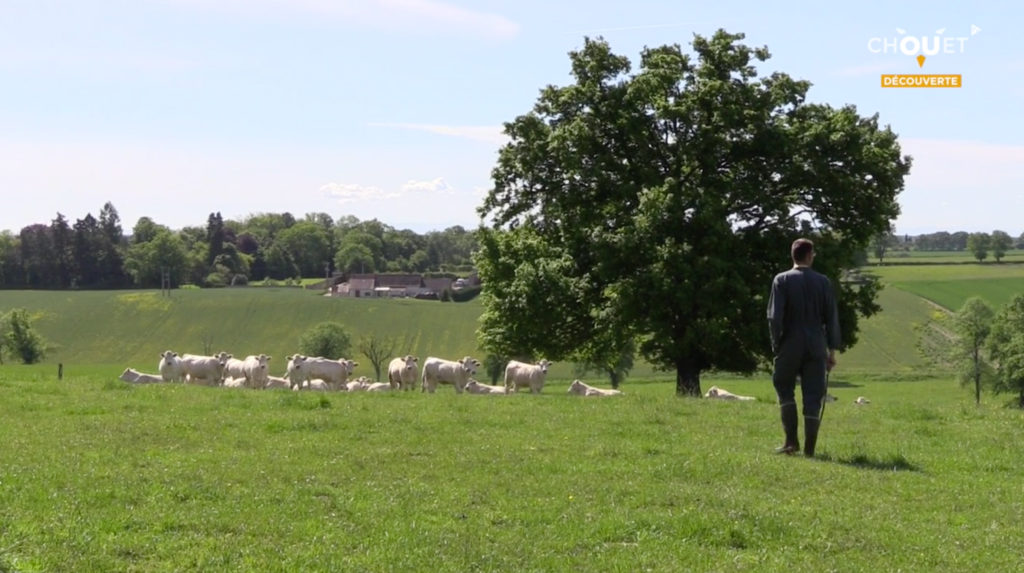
[330,273,479,299]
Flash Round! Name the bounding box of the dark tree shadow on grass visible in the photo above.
[823,379,862,388]
[815,452,922,472]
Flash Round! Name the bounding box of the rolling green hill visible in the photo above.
[0,280,938,379]
[866,263,1024,310]
[1,288,489,377]
[11,263,1019,379]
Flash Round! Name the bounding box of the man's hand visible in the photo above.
[826,350,837,372]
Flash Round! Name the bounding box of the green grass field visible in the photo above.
[0,288,496,378]
[865,263,1024,311]
[868,248,1024,265]
[8,263,1024,380]
[4,264,1024,570]
[1,367,1022,571]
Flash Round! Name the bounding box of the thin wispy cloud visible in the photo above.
[401,177,454,194]
[322,177,460,205]
[321,183,395,204]
[569,22,710,35]
[369,122,509,145]
[164,0,519,39]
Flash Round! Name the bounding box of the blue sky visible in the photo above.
[1,0,1020,236]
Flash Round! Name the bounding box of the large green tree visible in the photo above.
[124,229,189,287]
[476,31,910,395]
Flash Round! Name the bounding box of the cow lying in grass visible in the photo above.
[567,380,623,397]
[465,379,508,395]
[703,386,755,401]
[119,368,164,384]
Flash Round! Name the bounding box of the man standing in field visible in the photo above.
[767,238,841,457]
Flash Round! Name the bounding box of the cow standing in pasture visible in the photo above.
[301,357,358,391]
[180,352,231,385]
[421,356,481,394]
[242,354,272,389]
[504,359,552,394]
[388,355,419,390]
[158,350,185,382]
[284,355,308,389]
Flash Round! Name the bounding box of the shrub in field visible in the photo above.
[3,308,47,364]
[299,322,352,359]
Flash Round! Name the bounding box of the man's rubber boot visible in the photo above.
[803,416,821,458]
[774,402,800,454]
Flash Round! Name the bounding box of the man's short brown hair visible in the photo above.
[792,238,814,263]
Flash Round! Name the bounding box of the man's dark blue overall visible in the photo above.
[767,255,841,457]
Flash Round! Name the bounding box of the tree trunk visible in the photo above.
[675,359,701,397]
[609,369,620,389]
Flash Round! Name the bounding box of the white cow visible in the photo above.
[284,355,308,389]
[365,382,393,392]
[265,375,291,389]
[464,379,508,395]
[504,359,552,394]
[223,357,247,381]
[301,357,358,391]
[421,356,481,394]
[119,368,163,384]
[388,355,419,390]
[345,376,372,391]
[704,386,755,401]
[242,354,272,389]
[158,350,185,382]
[567,379,623,397]
[223,376,248,388]
[300,378,330,391]
[181,352,232,385]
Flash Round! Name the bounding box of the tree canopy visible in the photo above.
[476,30,911,395]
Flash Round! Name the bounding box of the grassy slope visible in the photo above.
[7,263,1023,378]
[1,288,486,375]
[1,368,1022,571]
[867,263,1024,310]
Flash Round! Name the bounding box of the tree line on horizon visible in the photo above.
[872,230,1024,264]
[0,203,478,289]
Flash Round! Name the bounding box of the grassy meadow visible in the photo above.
[0,288,498,379]
[4,262,1024,570]
[868,248,1024,265]
[2,366,1024,572]
[866,262,1024,311]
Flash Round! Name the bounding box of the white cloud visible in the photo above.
[401,177,454,194]
[320,182,396,204]
[368,122,509,145]
[322,177,457,204]
[163,0,519,39]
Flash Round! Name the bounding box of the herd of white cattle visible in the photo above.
[118,352,627,396]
